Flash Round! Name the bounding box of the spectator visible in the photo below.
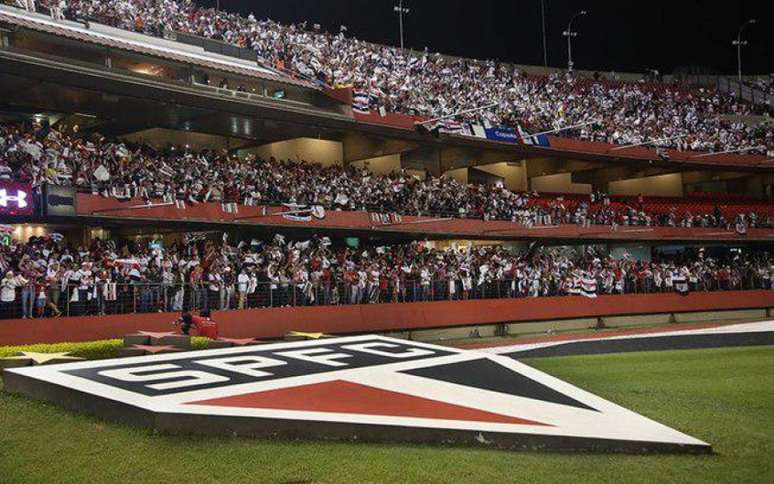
[2,120,771,230]
[29,0,774,154]
[1,271,27,319]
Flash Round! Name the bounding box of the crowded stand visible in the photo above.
[2,120,773,229]
[748,77,774,95]
[17,0,773,155]
[1,231,772,320]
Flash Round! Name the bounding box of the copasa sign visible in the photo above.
[484,127,520,143]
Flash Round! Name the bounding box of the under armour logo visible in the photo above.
[0,189,28,209]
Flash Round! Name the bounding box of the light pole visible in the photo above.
[733,18,757,83]
[563,10,587,72]
[393,0,410,49]
[541,0,548,66]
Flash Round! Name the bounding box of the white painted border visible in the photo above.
[6,335,709,447]
[481,320,774,355]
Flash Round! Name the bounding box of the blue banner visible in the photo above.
[532,134,551,147]
[484,127,520,143]
[460,124,551,147]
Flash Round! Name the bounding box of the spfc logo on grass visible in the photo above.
[4,336,710,453]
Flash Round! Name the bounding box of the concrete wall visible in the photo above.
[609,245,652,262]
[673,309,767,323]
[350,154,401,175]
[609,173,684,197]
[121,128,249,151]
[506,318,598,336]
[411,325,500,342]
[9,224,51,242]
[240,138,344,166]
[405,169,427,179]
[75,193,774,242]
[443,167,469,184]
[474,162,528,191]
[530,173,592,194]
[2,290,772,346]
[600,314,673,327]
[444,168,468,183]
[743,175,765,199]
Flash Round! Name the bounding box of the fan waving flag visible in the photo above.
[673,272,690,296]
[517,125,551,147]
[580,275,598,298]
[353,90,371,114]
[439,118,464,135]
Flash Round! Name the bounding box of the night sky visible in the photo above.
[199,0,771,76]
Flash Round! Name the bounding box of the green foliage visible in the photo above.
[0,340,124,360]
[1,346,773,483]
[0,338,214,360]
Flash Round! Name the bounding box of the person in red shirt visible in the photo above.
[34,279,48,319]
[223,182,240,214]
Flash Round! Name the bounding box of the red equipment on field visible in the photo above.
[174,312,219,339]
[191,315,219,339]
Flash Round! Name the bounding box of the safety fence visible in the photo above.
[1,276,771,320]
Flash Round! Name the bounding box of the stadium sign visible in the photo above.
[4,335,710,453]
[43,184,76,216]
[0,181,33,216]
[484,127,520,143]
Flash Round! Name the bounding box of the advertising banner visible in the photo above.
[43,184,76,216]
[0,181,33,216]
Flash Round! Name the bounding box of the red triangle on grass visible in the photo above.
[187,380,549,426]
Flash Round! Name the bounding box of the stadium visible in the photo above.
[0,0,772,482]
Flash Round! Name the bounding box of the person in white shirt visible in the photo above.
[237,267,250,309]
[74,263,93,315]
[50,0,66,20]
[161,266,176,312]
[420,267,431,301]
[1,271,27,319]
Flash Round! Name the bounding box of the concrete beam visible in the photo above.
[439,147,478,173]
[342,133,417,164]
[440,148,529,177]
[680,170,754,184]
[525,157,601,179]
[572,166,678,189]
[402,146,442,176]
[473,150,526,167]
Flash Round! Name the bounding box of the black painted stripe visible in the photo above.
[504,332,774,359]
[402,358,597,412]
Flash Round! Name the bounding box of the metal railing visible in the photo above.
[719,77,774,109]
[70,186,774,229]
[0,277,770,320]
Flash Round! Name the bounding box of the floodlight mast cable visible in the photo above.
[563,10,588,72]
[394,0,411,50]
[690,145,766,159]
[415,102,500,126]
[733,19,757,83]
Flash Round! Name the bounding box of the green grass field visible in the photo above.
[1,345,773,484]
